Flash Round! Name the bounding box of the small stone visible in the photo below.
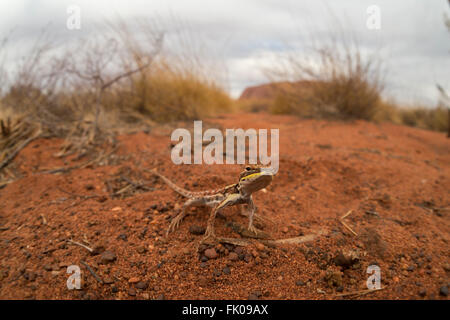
[419,289,426,297]
[222,267,231,275]
[228,252,239,261]
[135,281,148,290]
[255,242,265,251]
[137,246,147,254]
[336,286,344,292]
[117,234,128,241]
[295,280,305,286]
[244,254,252,263]
[128,277,140,283]
[277,275,283,281]
[443,264,450,272]
[200,256,209,262]
[189,225,206,235]
[43,264,53,271]
[324,268,343,287]
[234,247,244,255]
[142,293,150,299]
[439,286,448,297]
[156,294,165,300]
[128,288,136,296]
[281,227,289,233]
[407,265,415,272]
[111,285,118,293]
[333,250,359,269]
[23,271,37,282]
[91,245,105,256]
[248,293,259,300]
[103,277,114,284]
[100,251,117,264]
[204,248,218,259]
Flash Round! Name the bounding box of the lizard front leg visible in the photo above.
[166,197,204,236]
[246,196,258,235]
[202,193,242,245]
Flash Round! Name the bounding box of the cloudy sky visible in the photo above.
[1,0,449,105]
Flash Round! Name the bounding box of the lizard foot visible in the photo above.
[199,228,217,246]
[165,212,186,237]
[247,223,259,236]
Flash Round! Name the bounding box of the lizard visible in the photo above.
[149,165,274,244]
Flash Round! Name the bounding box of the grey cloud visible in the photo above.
[0,0,449,104]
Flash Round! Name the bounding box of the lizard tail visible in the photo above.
[149,168,193,198]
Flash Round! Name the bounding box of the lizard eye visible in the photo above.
[245,166,251,171]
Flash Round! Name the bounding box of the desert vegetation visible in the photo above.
[238,26,449,133]
[0,19,232,178]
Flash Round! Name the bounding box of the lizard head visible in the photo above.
[238,165,274,195]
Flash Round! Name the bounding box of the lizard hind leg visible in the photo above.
[166,197,202,236]
[201,193,242,245]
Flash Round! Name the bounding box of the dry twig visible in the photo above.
[67,239,93,253]
[340,210,358,236]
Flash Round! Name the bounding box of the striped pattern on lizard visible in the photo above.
[149,165,274,244]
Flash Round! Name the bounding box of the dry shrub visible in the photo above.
[267,26,384,120]
[0,19,232,173]
[398,105,448,132]
[120,60,232,122]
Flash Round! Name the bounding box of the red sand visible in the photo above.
[0,112,449,300]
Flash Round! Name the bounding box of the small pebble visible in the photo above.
[136,246,147,254]
[222,267,231,275]
[439,286,448,297]
[128,277,140,283]
[100,251,117,264]
[135,281,148,290]
[204,248,218,260]
[228,252,239,261]
[189,225,206,235]
[128,288,136,296]
[248,293,259,300]
[255,242,265,251]
[103,277,114,284]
